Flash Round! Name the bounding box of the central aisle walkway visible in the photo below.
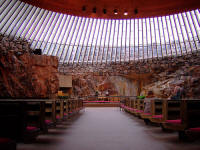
[19,107,200,150]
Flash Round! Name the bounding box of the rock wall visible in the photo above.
[61,51,200,99]
[0,34,59,98]
[72,74,137,97]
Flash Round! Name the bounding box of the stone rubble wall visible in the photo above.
[0,34,59,98]
[71,74,137,97]
[60,51,200,99]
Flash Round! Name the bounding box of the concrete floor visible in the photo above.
[18,107,200,150]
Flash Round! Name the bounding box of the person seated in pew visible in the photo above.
[144,91,154,113]
[170,83,185,100]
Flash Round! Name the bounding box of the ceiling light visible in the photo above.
[82,6,86,11]
[93,7,96,13]
[114,9,118,15]
[124,11,128,16]
[103,9,107,14]
[134,8,138,14]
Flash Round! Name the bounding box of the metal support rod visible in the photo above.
[42,13,60,54]
[0,0,17,25]
[181,13,193,53]
[0,0,19,32]
[153,18,159,58]
[160,17,168,56]
[185,12,198,50]
[77,18,90,64]
[69,17,83,64]
[27,9,46,42]
[101,20,109,64]
[115,20,120,63]
[142,19,144,60]
[82,18,94,65]
[8,4,29,38]
[111,20,116,63]
[33,11,53,49]
[0,0,7,10]
[1,2,25,35]
[49,15,68,56]
[138,19,140,61]
[129,19,131,62]
[177,14,187,54]
[165,16,173,57]
[157,17,164,58]
[95,20,106,64]
[86,19,97,64]
[17,7,37,40]
[172,15,183,55]
[149,18,154,59]
[124,19,128,62]
[191,11,200,42]
[72,18,87,64]
[91,19,102,65]
[59,16,75,63]
[50,13,68,57]
[29,10,49,47]
[63,17,79,64]
[120,20,123,63]
[134,19,136,61]
[106,20,113,64]
[24,9,43,40]
[169,15,178,56]
[145,18,149,59]
[47,14,64,55]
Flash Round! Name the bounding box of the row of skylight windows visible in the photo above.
[0,0,200,64]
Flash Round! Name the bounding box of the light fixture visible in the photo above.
[82,6,86,11]
[124,11,128,16]
[114,9,118,15]
[93,7,96,13]
[134,8,138,14]
[103,8,107,14]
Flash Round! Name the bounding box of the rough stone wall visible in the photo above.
[61,51,200,99]
[72,74,136,97]
[0,34,59,98]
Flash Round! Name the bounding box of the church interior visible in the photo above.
[0,0,200,149]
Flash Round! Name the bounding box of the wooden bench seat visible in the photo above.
[0,99,84,143]
[140,99,153,120]
[149,99,164,124]
[0,138,16,150]
[162,100,200,140]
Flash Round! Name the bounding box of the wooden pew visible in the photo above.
[140,99,181,126]
[0,98,84,142]
[123,98,131,113]
[63,99,68,118]
[163,100,200,140]
[0,138,16,150]
[55,99,65,121]
[140,99,152,120]
[0,99,50,142]
[45,100,56,128]
[149,99,165,124]
[134,99,144,117]
[0,101,25,140]
[26,101,45,132]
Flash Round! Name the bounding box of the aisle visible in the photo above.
[18,107,200,150]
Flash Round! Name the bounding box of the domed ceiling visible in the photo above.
[21,0,200,19]
[0,0,199,65]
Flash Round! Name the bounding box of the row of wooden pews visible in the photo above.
[121,98,200,141]
[0,98,84,150]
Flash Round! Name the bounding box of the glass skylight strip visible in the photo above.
[0,0,199,65]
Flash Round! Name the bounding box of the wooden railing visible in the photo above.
[121,98,200,140]
[0,98,84,142]
[83,96,137,103]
